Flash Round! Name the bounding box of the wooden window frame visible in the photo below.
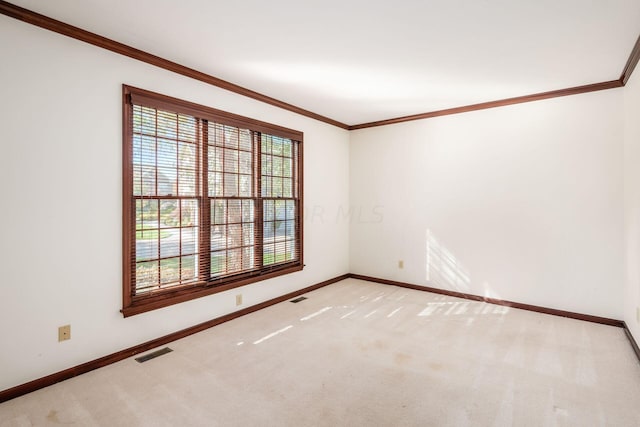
[122,85,304,317]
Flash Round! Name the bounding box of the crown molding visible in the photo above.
[0,0,350,130]
[621,33,640,86]
[349,80,623,130]
[0,0,638,130]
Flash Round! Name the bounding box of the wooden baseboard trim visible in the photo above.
[622,322,640,363]
[0,273,349,403]
[348,274,624,328]
[2,273,633,403]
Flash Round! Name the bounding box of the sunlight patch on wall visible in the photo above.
[426,229,471,292]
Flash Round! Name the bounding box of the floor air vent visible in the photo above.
[135,347,173,363]
[290,296,307,303]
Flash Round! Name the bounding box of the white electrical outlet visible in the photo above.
[398,260,404,269]
[236,294,243,306]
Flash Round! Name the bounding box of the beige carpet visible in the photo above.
[1,278,639,426]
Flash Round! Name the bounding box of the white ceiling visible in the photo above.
[10,0,640,125]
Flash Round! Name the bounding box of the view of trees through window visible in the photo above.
[133,106,200,292]
[124,87,302,308]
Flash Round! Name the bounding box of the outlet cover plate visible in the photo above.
[58,325,71,342]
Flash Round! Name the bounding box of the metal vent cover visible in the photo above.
[136,347,173,363]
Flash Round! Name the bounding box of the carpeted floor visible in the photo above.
[1,278,639,426]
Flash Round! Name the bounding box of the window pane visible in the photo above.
[242,247,254,270]
[157,167,177,196]
[136,261,158,290]
[286,243,296,261]
[138,106,156,135]
[224,148,239,173]
[242,200,254,222]
[228,248,242,272]
[160,229,180,258]
[263,221,276,240]
[181,200,198,226]
[178,142,196,169]
[261,176,271,197]
[133,168,142,196]
[157,139,177,168]
[282,140,292,157]
[141,166,156,196]
[283,158,292,178]
[272,137,284,156]
[262,154,271,175]
[209,172,223,197]
[243,223,254,246]
[272,156,282,177]
[157,111,177,138]
[160,200,179,228]
[181,255,197,281]
[211,250,226,275]
[141,200,159,229]
[178,169,196,196]
[285,200,295,217]
[178,114,197,142]
[239,175,252,197]
[181,228,198,255]
[224,126,239,149]
[160,258,180,284]
[135,234,156,261]
[262,135,272,154]
[224,173,238,197]
[282,178,292,197]
[239,129,252,151]
[135,135,156,166]
[209,147,223,172]
[211,225,225,251]
[285,220,295,238]
[273,177,283,197]
[239,151,252,174]
[263,243,275,265]
[212,200,226,225]
[133,105,142,131]
[228,200,242,221]
[227,224,242,248]
[264,200,274,221]
[214,124,226,146]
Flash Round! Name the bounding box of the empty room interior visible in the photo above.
[2,0,640,425]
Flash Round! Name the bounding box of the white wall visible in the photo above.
[624,68,640,343]
[0,16,349,391]
[350,90,624,319]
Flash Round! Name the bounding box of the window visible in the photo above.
[122,86,303,316]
